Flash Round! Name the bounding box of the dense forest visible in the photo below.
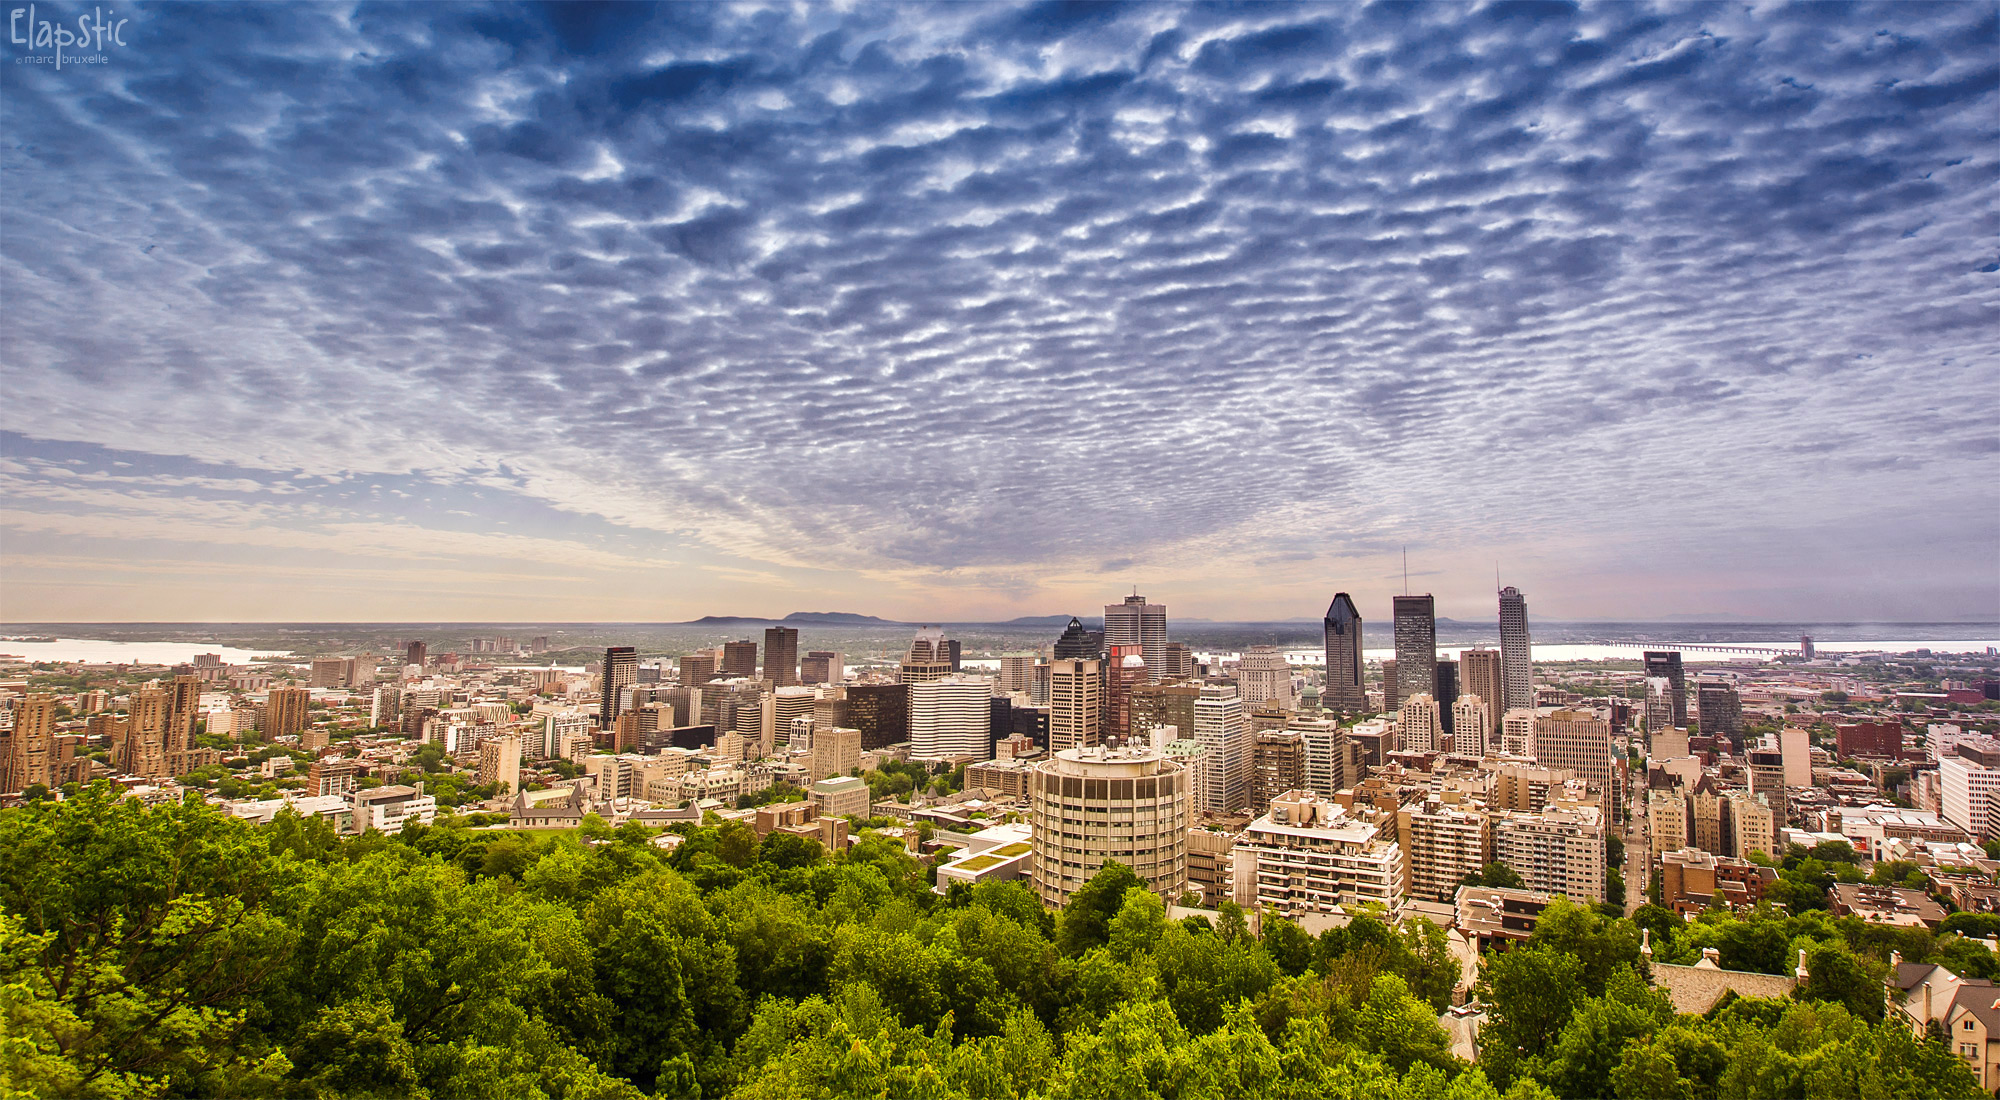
[0,786,1985,1099]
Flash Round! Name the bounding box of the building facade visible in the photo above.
[1028,745,1191,907]
[1322,593,1367,713]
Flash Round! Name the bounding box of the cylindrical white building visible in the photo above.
[1029,744,1191,907]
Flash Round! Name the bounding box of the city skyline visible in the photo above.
[4,3,1995,624]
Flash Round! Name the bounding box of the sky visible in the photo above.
[1,1,1996,626]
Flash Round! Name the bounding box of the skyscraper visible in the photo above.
[763,627,800,688]
[909,675,993,760]
[1698,680,1744,749]
[1048,656,1103,753]
[846,683,909,750]
[1458,648,1504,737]
[1236,646,1293,709]
[1498,586,1533,712]
[1105,645,1148,741]
[1451,696,1491,756]
[1,694,55,794]
[1322,593,1366,713]
[405,640,428,668]
[121,687,168,776]
[1052,616,1101,660]
[899,626,956,683]
[1392,595,1437,714]
[600,647,639,729]
[1432,658,1458,741]
[266,686,312,740]
[1103,593,1168,681]
[1643,651,1687,726]
[1193,685,1250,813]
[721,640,759,679]
[1396,693,1442,754]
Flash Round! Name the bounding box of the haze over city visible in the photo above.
[3,2,1995,624]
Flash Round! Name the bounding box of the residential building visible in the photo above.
[305,755,357,798]
[265,687,312,740]
[0,695,55,794]
[1650,788,1691,858]
[1396,694,1442,754]
[1293,717,1350,799]
[1661,848,1773,914]
[1498,586,1533,713]
[1830,883,1946,929]
[1781,726,1812,788]
[1398,797,1490,902]
[1028,744,1191,907]
[1493,805,1606,903]
[1643,651,1687,726]
[119,687,168,777]
[1103,593,1168,682]
[1501,708,1536,757]
[1251,730,1305,814]
[1941,753,2000,837]
[1837,721,1904,759]
[1534,709,1617,809]
[1452,696,1491,756]
[1697,680,1744,748]
[1393,595,1437,715]
[763,627,800,687]
[1322,593,1367,713]
[478,735,522,795]
[1233,790,1403,915]
[1459,649,1503,737]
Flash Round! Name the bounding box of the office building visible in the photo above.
[1941,754,2000,838]
[720,640,759,679]
[1645,677,1678,736]
[813,775,870,819]
[370,686,402,728]
[1322,593,1367,713]
[1392,595,1437,713]
[679,653,719,686]
[1103,593,1168,682]
[1452,696,1491,756]
[305,755,357,798]
[1049,657,1103,753]
[0,695,54,794]
[763,627,800,687]
[1493,806,1606,903]
[846,683,910,750]
[1501,708,1536,757]
[1251,729,1305,813]
[800,650,844,686]
[1381,658,1399,712]
[405,640,428,668]
[998,653,1037,695]
[899,626,956,684]
[1399,798,1490,902]
[1396,693,1442,754]
[1697,680,1744,748]
[600,647,639,729]
[1131,682,1200,747]
[1836,721,1904,759]
[1292,717,1350,798]
[1105,645,1148,741]
[350,785,437,833]
[772,686,816,749]
[478,735,522,795]
[813,727,863,780]
[310,657,347,689]
[1233,791,1403,916]
[1193,685,1251,813]
[1028,744,1191,907]
[1498,586,1533,712]
[1459,649,1503,737]
[1236,646,1293,709]
[1643,652,1687,726]
[909,676,993,760]
[1161,642,1196,681]
[266,687,312,741]
[1534,709,1617,808]
[1781,726,1811,788]
[1433,659,1458,741]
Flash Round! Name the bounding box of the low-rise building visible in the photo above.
[1830,882,1946,929]
[1232,790,1403,916]
[349,784,436,834]
[1660,847,1774,915]
[812,775,871,819]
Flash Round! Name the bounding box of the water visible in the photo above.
[0,638,281,666]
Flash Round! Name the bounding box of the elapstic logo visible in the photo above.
[11,5,127,69]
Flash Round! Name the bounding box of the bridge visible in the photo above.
[1594,640,1802,658]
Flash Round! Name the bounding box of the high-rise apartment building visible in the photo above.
[721,640,759,679]
[1650,788,1691,858]
[1452,696,1491,756]
[1535,709,1617,813]
[1396,693,1442,754]
[1028,744,1191,907]
[370,685,402,728]
[1236,646,1293,709]
[909,676,993,760]
[800,650,844,686]
[1103,593,1168,682]
[1291,717,1351,798]
[1459,649,1504,736]
[1322,593,1367,713]
[1193,685,1251,813]
[763,627,800,688]
[1643,651,1687,726]
[0,695,55,794]
[998,653,1037,694]
[478,735,522,795]
[164,675,200,771]
[1726,790,1777,861]
[1498,586,1533,712]
[1048,658,1103,753]
[1493,806,1606,902]
[1233,791,1403,915]
[1501,708,1536,757]
[1398,797,1489,901]
[899,626,956,684]
[265,687,312,741]
[1251,730,1305,813]
[311,657,348,689]
[1392,595,1437,713]
[600,647,639,729]
[119,686,168,776]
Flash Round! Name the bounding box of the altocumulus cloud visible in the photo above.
[1,1,1995,620]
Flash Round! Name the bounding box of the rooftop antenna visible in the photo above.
[1402,547,1408,595]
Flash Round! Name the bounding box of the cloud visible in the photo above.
[1,1,1995,621]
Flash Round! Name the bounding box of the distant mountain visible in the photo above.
[686,615,777,625]
[782,612,903,625]
[998,615,1104,627]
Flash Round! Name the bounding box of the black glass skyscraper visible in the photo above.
[1392,595,1437,712]
[1054,616,1100,659]
[1644,651,1687,726]
[1322,593,1366,713]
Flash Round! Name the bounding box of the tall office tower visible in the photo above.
[1501,708,1537,757]
[1131,682,1201,747]
[679,653,719,686]
[119,687,167,776]
[909,676,993,760]
[1291,717,1350,797]
[1498,586,1533,712]
[999,653,1038,694]
[1396,693,1442,753]
[1193,685,1251,813]
[1452,696,1491,756]
[1534,709,1617,810]
[1049,657,1104,753]
[846,683,911,750]
[1236,646,1294,709]
[1800,636,1815,659]
[311,657,348,689]
[763,627,800,687]
[1028,744,1191,908]
[800,651,844,685]
[1322,593,1367,713]
[1493,806,1607,903]
[944,639,962,672]
[405,640,428,668]
[1644,677,1677,736]
[1432,659,1458,741]
[1643,651,1687,726]
[599,647,639,729]
[1251,729,1305,812]
[370,686,402,728]
[772,686,817,749]
[1392,595,1437,713]
[1052,617,1100,660]
[1381,659,1399,712]
[1103,593,1169,681]
[900,626,956,684]
[1459,648,1504,737]
[1104,645,1148,741]
[266,686,312,740]
[478,735,522,795]
[0,694,55,794]
[1697,680,1744,748]
[721,640,759,679]
[164,674,201,769]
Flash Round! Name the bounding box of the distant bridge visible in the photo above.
[1594,640,1802,658]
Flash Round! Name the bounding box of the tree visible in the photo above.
[1056,862,1142,956]
[1796,943,1883,1022]
[1461,862,1525,890]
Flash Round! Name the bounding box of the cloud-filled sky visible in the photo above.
[2,1,1995,624]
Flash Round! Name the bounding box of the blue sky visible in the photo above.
[2,1,1995,623]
